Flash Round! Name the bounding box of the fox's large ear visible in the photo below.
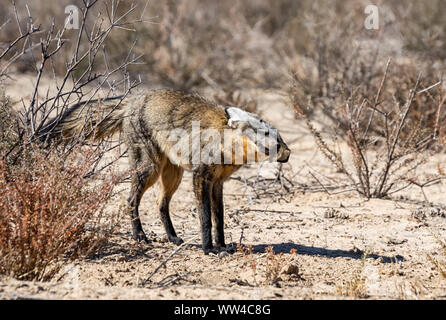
[225,107,250,129]
[226,107,256,148]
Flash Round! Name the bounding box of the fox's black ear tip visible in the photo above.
[277,148,290,163]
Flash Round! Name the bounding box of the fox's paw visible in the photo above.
[202,246,216,255]
[168,235,184,246]
[215,243,236,254]
[204,244,236,257]
[132,231,150,244]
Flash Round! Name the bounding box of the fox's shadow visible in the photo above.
[252,242,404,263]
[93,234,404,264]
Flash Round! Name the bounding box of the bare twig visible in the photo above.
[141,235,199,286]
[1,0,144,173]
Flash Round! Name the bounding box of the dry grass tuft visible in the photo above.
[336,253,368,299]
[427,233,446,281]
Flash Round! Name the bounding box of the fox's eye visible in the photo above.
[256,128,268,135]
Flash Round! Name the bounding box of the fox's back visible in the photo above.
[142,89,228,131]
[123,89,231,168]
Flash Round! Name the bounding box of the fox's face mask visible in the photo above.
[225,107,291,163]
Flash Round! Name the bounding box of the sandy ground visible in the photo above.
[1,79,446,300]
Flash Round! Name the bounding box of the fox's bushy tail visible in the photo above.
[39,96,128,143]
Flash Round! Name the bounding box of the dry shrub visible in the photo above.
[264,246,283,286]
[3,0,445,93]
[291,60,445,198]
[0,0,143,77]
[0,146,121,281]
[237,244,256,271]
[1,0,285,90]
[398,0,446,60]
[0,1,127,281]
[236,243,258,285]
[284,1,446,137]
[137,0,285,90]
[265,246,299,286]
[142,0,213,90]
[285,2,446,197]
[237,244,300,287]
[284,0,380,118]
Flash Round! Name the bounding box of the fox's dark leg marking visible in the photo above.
[193,169,214,254]
[128,169,152,243]
[158,158,184,245]
[211,181,226,250]
[127,144,160,243]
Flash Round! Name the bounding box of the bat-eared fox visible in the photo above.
[43,89,290,254]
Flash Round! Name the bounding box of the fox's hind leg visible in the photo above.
[127,145,161,243]
[158,158,184,245]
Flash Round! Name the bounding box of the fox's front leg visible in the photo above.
[211,181,236,253]
[211,181,225,249]
[193,172,213,254]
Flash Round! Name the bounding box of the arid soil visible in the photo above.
[1,81,446,300]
